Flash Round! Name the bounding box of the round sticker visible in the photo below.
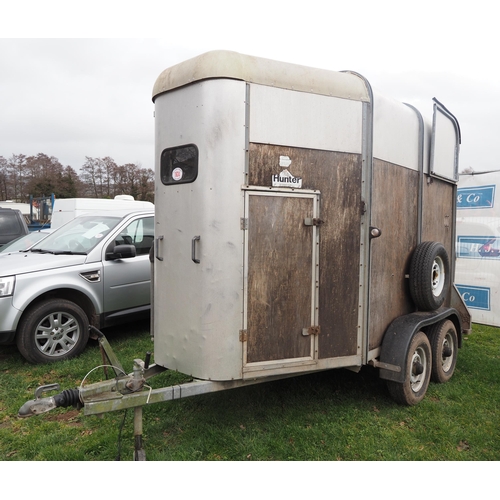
[172,167,183,181]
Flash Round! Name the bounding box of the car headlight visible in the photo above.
[0,276,15,297]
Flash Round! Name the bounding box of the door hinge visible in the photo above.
[239,330,247,342]
[304,218,324,226]
[240,218,248,230]
[302,326,320,336]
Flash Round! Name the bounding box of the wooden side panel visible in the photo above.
[368,160,418,349]
[248,143,362,359]
[422,177,454,257]
[247,194,314,363]
[421,176,455,307]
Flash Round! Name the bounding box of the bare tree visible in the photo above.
[80,156,103,197]
[6,154,27,201]
[0,156,8,200]
[24,153,62,198]
[100,156,118,198]
[137,167,155,202]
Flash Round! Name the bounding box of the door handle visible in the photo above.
[192,235,200,264]
[155,235,164,261]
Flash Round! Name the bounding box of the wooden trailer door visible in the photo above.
[243,189,320,376]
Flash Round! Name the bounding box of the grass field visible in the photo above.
[1,320,499,462]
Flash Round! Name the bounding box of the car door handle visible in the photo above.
[192,235,200,264]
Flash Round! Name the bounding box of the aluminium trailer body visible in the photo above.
[152,50,470,404]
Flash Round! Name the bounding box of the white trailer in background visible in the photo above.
[0,201,31,213]
[50,195,154,229]
[19,51,471,460]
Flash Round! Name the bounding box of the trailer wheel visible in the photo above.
[409,241,450,311]
[16,299,90,364]
[386,331,432,406]
[427,319,458,383]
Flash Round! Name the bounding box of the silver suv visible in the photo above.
[0,208,154,363]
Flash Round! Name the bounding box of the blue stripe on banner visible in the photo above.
[456,284,491,310]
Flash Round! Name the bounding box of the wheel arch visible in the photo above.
[17,288,98,334]
[378,308,463,383]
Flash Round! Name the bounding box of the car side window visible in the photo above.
[114,216,154,256]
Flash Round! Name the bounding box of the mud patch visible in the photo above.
[45,409,82,426]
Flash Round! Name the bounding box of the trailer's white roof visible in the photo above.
[153,50,370,102]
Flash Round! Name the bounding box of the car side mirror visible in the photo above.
[106,244,136,261]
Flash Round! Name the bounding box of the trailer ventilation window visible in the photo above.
[160,144,198,185]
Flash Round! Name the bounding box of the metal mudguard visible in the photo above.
[378,308,463,383]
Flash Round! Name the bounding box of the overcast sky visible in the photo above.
[1,1,499,175]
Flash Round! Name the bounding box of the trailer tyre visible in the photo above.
[16,299,90,364]
[427,319,458,383]
[409,241,450,311]
[386,331,432,406]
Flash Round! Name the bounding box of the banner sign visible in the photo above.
[457,235,500,259]
[457,185,495,209]
[456,172,500,327]
[456,284,491,311]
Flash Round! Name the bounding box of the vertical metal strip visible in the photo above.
[341,70,373,364]
[244,83,250,184]
[312,193,320,360]
[450,183,457,282]
[241,84,251,369]
[360,97,373,364]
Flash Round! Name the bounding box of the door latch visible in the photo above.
[302,326,321,336]
[304,218,325,227]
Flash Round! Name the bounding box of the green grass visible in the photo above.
[1,321,499,461]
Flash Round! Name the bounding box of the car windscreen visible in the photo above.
[30,215,122,254]
[0,231,50,253]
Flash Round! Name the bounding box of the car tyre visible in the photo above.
[16,299,89,364]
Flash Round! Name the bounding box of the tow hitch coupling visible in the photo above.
[18,384,81,418]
